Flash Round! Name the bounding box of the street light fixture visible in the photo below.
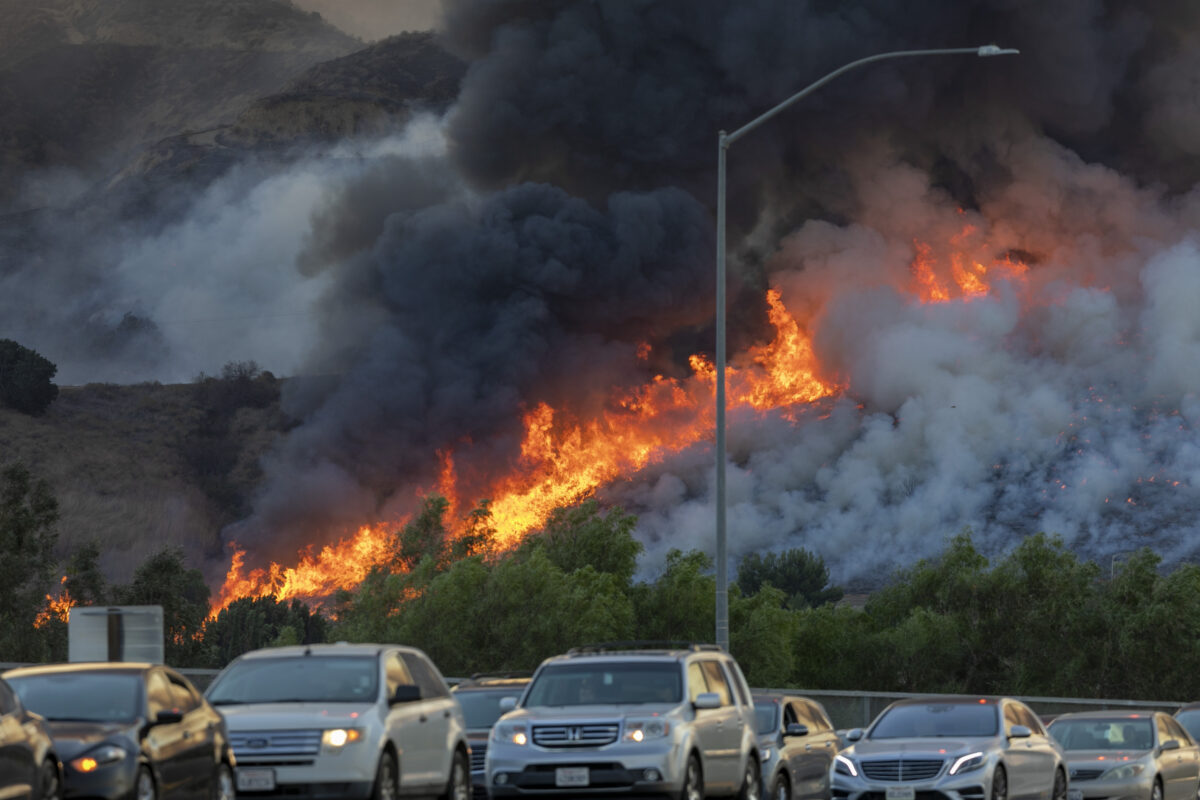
[714,45,1020,652]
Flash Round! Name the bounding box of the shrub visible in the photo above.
[0,339,59,415]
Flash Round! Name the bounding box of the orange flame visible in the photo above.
[911,225,1028,303]
[34,576,74,628]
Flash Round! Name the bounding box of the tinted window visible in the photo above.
[207,656,379,705]
[457,690,519,729]
[524,662,682,707]
[871,703,999,739]
[0,681,15,715]
[1049,719,1155,751]
[8,672,143,723]
[699,662,732,706]
[1176,710,1200,742]
[754,700,780,735]
[402,653,449,699]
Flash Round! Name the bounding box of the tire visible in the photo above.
[371,751,399,800]
[738,756,762,800]
[1051,769,1067,800]
[679,753,704,800]
[1152,778,1164,800]
[770,773,790,800]
[990,766,1007,800]
[439,749,470,800]
[37,759,62,800]
[211,763,235,800]
[135,766,157,800]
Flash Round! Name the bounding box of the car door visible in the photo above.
[1002,702,1036,800]
[384,651,433,791]
[144,670,192,799]
[795,699,838,800]
[166,672,215,799]
[0,681,33,800]
[1157,714,1195,800]
[401,651,456,793]
[699,660,743,792]
[1012,702,1058,796]
[1163,716,1200,799]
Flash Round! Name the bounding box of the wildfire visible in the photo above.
[34,576,74,628]
[210,224,1029,614]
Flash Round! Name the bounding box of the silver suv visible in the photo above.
[486,642,762,799]
[205,642,470,799]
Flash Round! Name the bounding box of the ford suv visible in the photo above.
[204,642,470,800]
[485,642,762,799]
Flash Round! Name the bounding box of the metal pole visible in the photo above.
[713,45,1018,654]
[715,132,729,652]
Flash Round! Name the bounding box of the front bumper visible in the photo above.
[62,754,138,800]
[832,769,993,800]
[486,739,683,798]
[1067,776,1154,800]
[233,748,378,799]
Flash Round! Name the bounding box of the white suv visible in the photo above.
[486,642,762,799]
[205,642,470,800]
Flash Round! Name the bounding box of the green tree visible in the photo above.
[0,464,60,661]
[729,584,800,688]
[113,548,211,666]
[203,596,328,667]
[518,500,642,584]
[64,540,109,606]
[736,548,843,609]
[0,340,59,416]
[393,496,452,571]
[633,550,715,644]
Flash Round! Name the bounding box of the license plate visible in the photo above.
[1068,790,1083,800]
[885,787,915,800]
[555,767,590,787]
[237,767,276,792]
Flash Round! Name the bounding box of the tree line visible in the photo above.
[6,460,1200,701]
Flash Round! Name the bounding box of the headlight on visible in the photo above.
[835,755,858,777]
[1101,764,1145,780]
[71,744,126,773]
[321,728,365,751]
[493,723,528,746]
[949,752,986,775]
[624,720,671,743]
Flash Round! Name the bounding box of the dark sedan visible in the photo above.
[3,663,233,800]
[0,676,61,800]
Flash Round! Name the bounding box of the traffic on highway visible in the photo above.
[4,641,1200,800]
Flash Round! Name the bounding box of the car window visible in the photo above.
[1014,703,1043,734]
[167,675,200,714]
[873,703,999,739]
[401,653,449,699]
[799,700,831,733]
[147,671,173,718]
[208,656,380,705]
[1003,703,1022,733]
[699,661,732,706]
[754,700,779,735]
[687,662,709,702]
[524,662,683,706]
[1165,717,1193,745]
[1158,715,1174,746]
[386,653,415,697]
[7,672,143,723]
[783,702,800,728]
[1176,710,1200,742]
[726,660,753,707]
[0,681,15,715]
[1049,718,1154,750]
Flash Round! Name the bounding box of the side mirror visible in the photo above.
[1009,725,1032,739]
[693,692,721,710]
[785,723,809,738]
[1161,739,1181,752]
[499,697,518,712]
[391,684,422,705]
[152,710,184,726]
[846,728,864,742]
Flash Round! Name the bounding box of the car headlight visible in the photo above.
[950,752,986,775]
[1101,764,1145,780]
[493,723,528,746]
[761,746,772,762]
[71,744,126,773]
[321,728,365,752]
[624,720,671,743]
[835,755,858,777]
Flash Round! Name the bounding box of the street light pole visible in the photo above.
[714,45,1019,653]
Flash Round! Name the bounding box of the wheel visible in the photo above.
[770,772,790,800]
[738,756,762,800]
[1152,778,1164,800]
[135,766,157,800]
[439,749,469,800]
[211,763,234,800]
[679,753,704,800]
[37,759,62,800]
[371,751,399,800]
[1051,769,1066,800]
[990,766,1007,800]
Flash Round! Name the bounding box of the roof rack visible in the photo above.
[566,641,725,656]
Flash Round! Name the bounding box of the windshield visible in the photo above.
[206,656,379,705]
[871,703,999,739]
[456,689,522,729]
[8,672,142,723]
[523,662,682,707]
[1049,719,1155,751]
[754,701,779,735]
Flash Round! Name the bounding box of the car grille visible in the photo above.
[470,742,487,771]
[861,759,946,781]
[1071,769,1104,781]
[230,730,322,764]
[531,724,619,747]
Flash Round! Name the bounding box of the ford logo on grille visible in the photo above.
[247,738,269,749]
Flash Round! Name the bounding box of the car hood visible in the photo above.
[44,720,138,761]
[503,703,678,722]
[1066,751,1151,765]
[217,703,377,729]
[848,738,981,758]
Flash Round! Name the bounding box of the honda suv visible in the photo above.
[205,642,470,799]
[486,642,762,799]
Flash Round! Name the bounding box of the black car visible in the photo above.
[0,676,62,800]
[3,663,234,800]
[451,673,532,800]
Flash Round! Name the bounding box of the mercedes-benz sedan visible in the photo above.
[833,696,1066,800]
[1048,711,1200,800]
